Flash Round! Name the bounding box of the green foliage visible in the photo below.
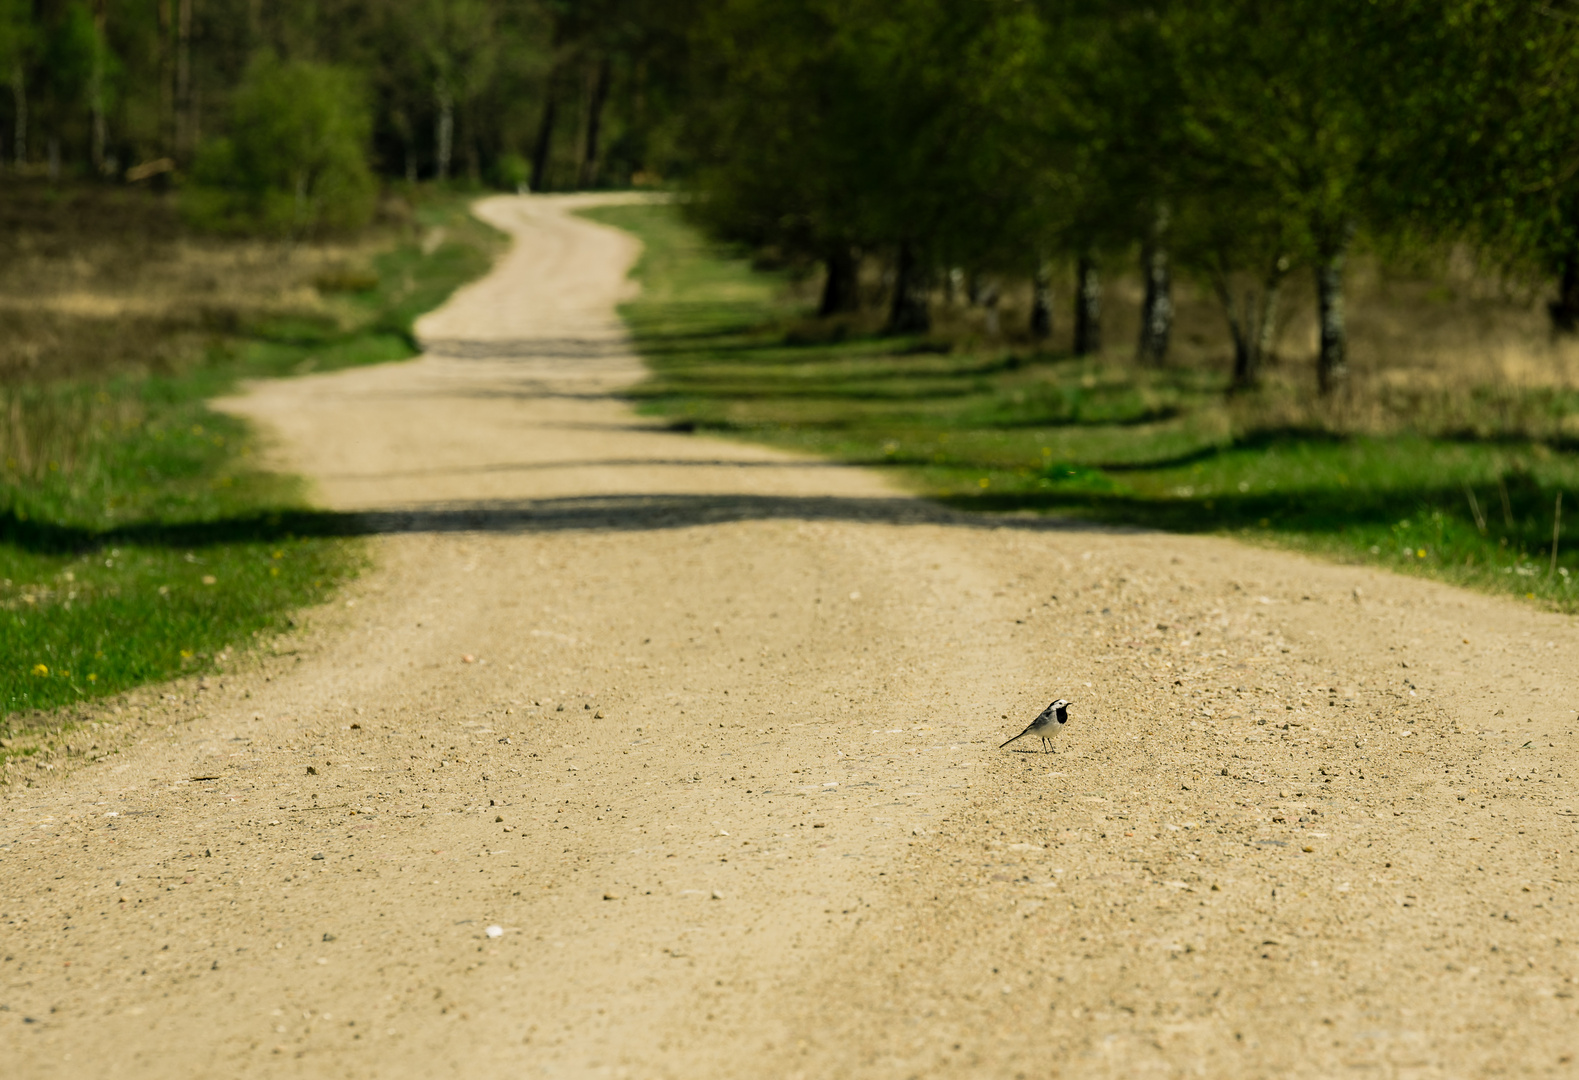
[187,55,376,235]
[492,152,531,190]
[686,0,1050,270]
[0,0,32,71]
[1400,3,1579,280]
[43,3,102,109]
[584,201,1579,612]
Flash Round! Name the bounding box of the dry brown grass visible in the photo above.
[0,383,145,483]
[0,180,416,384]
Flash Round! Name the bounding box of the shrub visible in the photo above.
[186,55,376,235]
[492,152,530,192]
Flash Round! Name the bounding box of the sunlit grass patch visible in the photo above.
[1,531,354,717]
[584,201,1579,612]
[0,375,364,717]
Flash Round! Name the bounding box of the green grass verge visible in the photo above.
[1,193,503,725]
[194,193,503,387]
[581,202,1579,612]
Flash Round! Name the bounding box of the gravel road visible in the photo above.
[4,195,1578,1078]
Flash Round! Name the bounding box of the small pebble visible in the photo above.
[485,925,503,938]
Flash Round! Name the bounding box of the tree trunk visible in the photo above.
[1029,260,1054,341]
[1137,242,1172,365]
[529,104,556,190]
[819,245,860,316]
[1550,247,1579,333]
[577,56,611,190]
[462,102,479,185]
[176,0,193,161]
[1215,257,1287,390]
[158,0,174,158]
[967,270,986,306]
[1213,269,1254,389]
[1255,265,1284,365]
[9,62,24,168]
[1073,254,1101,356]
[434,77,453,182]
[1316,235,1350,395]
[91,96,106,174]
[91,2,108,174]
[1137,206,1173,366]
[888,243,931,334]
[530,83,558,192]
[973,276,1002,334]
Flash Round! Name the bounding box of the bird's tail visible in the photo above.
[999,730,1027,749]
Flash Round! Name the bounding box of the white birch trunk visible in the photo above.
[435,77,454,183]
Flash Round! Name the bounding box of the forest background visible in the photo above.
[3,0,1579,725]
[7,0,1579,398]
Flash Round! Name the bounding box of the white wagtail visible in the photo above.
[999,699,1073,753]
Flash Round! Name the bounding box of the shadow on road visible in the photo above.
[0,493,1123,555]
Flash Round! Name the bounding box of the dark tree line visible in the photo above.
[683,0,1579,393]
[0,0,692,223]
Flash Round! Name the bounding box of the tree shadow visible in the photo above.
[6,440,1564,560]
[0,493,1129,556]
[952,467,1566,547]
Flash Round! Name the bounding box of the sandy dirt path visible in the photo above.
[4,195,1579,1078]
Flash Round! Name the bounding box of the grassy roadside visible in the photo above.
[1,191,503,729]
[580,202,1579,612]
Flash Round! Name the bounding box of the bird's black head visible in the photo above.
[1052,699,1072,724]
